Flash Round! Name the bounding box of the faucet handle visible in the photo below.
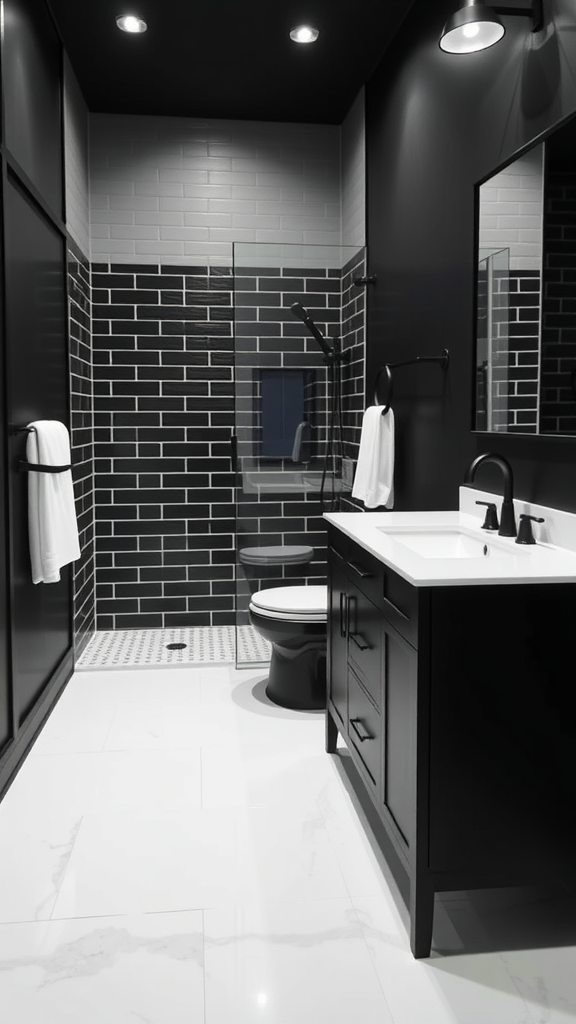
[516,514,545,545]
[475,500,499,531]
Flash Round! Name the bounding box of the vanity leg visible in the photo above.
[326,708,338,753]
[409,875,435,958]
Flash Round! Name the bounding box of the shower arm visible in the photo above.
[289,302,348,364]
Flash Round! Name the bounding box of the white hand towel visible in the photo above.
[352,406,395,509]
[26,421,81,584]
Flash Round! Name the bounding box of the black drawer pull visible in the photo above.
[349,631,370,651]
[339,592,347,638]
[382,595,409,622]
[350,717,373,742]
[349,561,372,579]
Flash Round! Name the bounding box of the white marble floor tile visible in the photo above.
[0,910,204,1024]
[103,698,325,752]
[102,701,204,751]
[2,748,202,817]
[200,741,341,812]
[29,701,119,755]
[2,655,573,1023]
[199,665,249,703]
[51,804,350,920]
[320,776,396,900]
[0,805,82,924]
[55,665,202,709]
[500,945,576,1022]
[203,899,394,1024]
[352,895,538,1024]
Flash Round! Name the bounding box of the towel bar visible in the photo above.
[19,460,71,473]
[13,424,72,472]
[374,349,449,415]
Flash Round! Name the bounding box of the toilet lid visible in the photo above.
[239,545,314,566]
[250,585,327,619]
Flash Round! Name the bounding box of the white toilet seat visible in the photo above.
[249,585,327,622]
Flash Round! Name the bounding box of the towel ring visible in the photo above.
[373,349,449,416]
[374,365,394,416]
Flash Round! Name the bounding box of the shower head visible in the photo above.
[290,302,334,359]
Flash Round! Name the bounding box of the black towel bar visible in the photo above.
[373,349,449,415]
[19,461,71,474]
[12,424,71,472]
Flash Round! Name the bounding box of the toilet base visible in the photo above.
[265,641,326,711]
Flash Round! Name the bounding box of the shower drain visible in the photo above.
[166,642,187,650]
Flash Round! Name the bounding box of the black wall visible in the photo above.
[0,0,74,797]
[366,0,576,512]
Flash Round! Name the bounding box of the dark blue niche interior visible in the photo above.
[259,368,315,462]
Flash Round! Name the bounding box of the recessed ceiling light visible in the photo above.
[290,25,319,44]
[116,14,147,34]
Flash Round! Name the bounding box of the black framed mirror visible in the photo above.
[474,112,576,436]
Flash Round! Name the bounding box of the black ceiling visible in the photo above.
[47,0,416,125]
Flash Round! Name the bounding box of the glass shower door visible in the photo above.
[232,242,366,669]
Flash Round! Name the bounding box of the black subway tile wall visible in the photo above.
[541,171,576,433]
[501,271,540,433]
[68,239,95,652]
[476,268,540,433]
[92,264,236,629]
[77,251,365,632]
[508,271,540,432]
[340,250,366,511]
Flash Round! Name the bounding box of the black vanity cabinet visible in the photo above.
[326,522,576,958]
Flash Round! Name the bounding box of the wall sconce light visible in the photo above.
[439,0,543,53]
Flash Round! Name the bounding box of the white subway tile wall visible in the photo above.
[89,115,342,265]
[479,147,544,272]
[63,58,90,259]
[341,89,366,248]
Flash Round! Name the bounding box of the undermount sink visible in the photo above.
[379,527,523,559]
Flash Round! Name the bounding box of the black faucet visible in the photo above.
[463,453,516,538]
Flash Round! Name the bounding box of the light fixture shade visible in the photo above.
[440,1,505,53]
[290,25,319,44]
[116,14,147,34]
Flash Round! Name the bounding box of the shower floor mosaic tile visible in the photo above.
[76,626,271,670]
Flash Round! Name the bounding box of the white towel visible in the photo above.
[352,406,395,509]
[26,421,81,584]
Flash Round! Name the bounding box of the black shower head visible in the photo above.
[290,302,334,359]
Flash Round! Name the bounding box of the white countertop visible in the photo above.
[324,489,576,587]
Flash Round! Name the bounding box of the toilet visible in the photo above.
[249,585,327,711]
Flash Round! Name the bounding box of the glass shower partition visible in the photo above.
[233,242,366,668]
[476,247,510,431]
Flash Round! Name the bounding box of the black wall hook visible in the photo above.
[353,274,377,287]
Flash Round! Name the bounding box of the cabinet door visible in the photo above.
[382,621,417,850]
[327,552,348,726]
